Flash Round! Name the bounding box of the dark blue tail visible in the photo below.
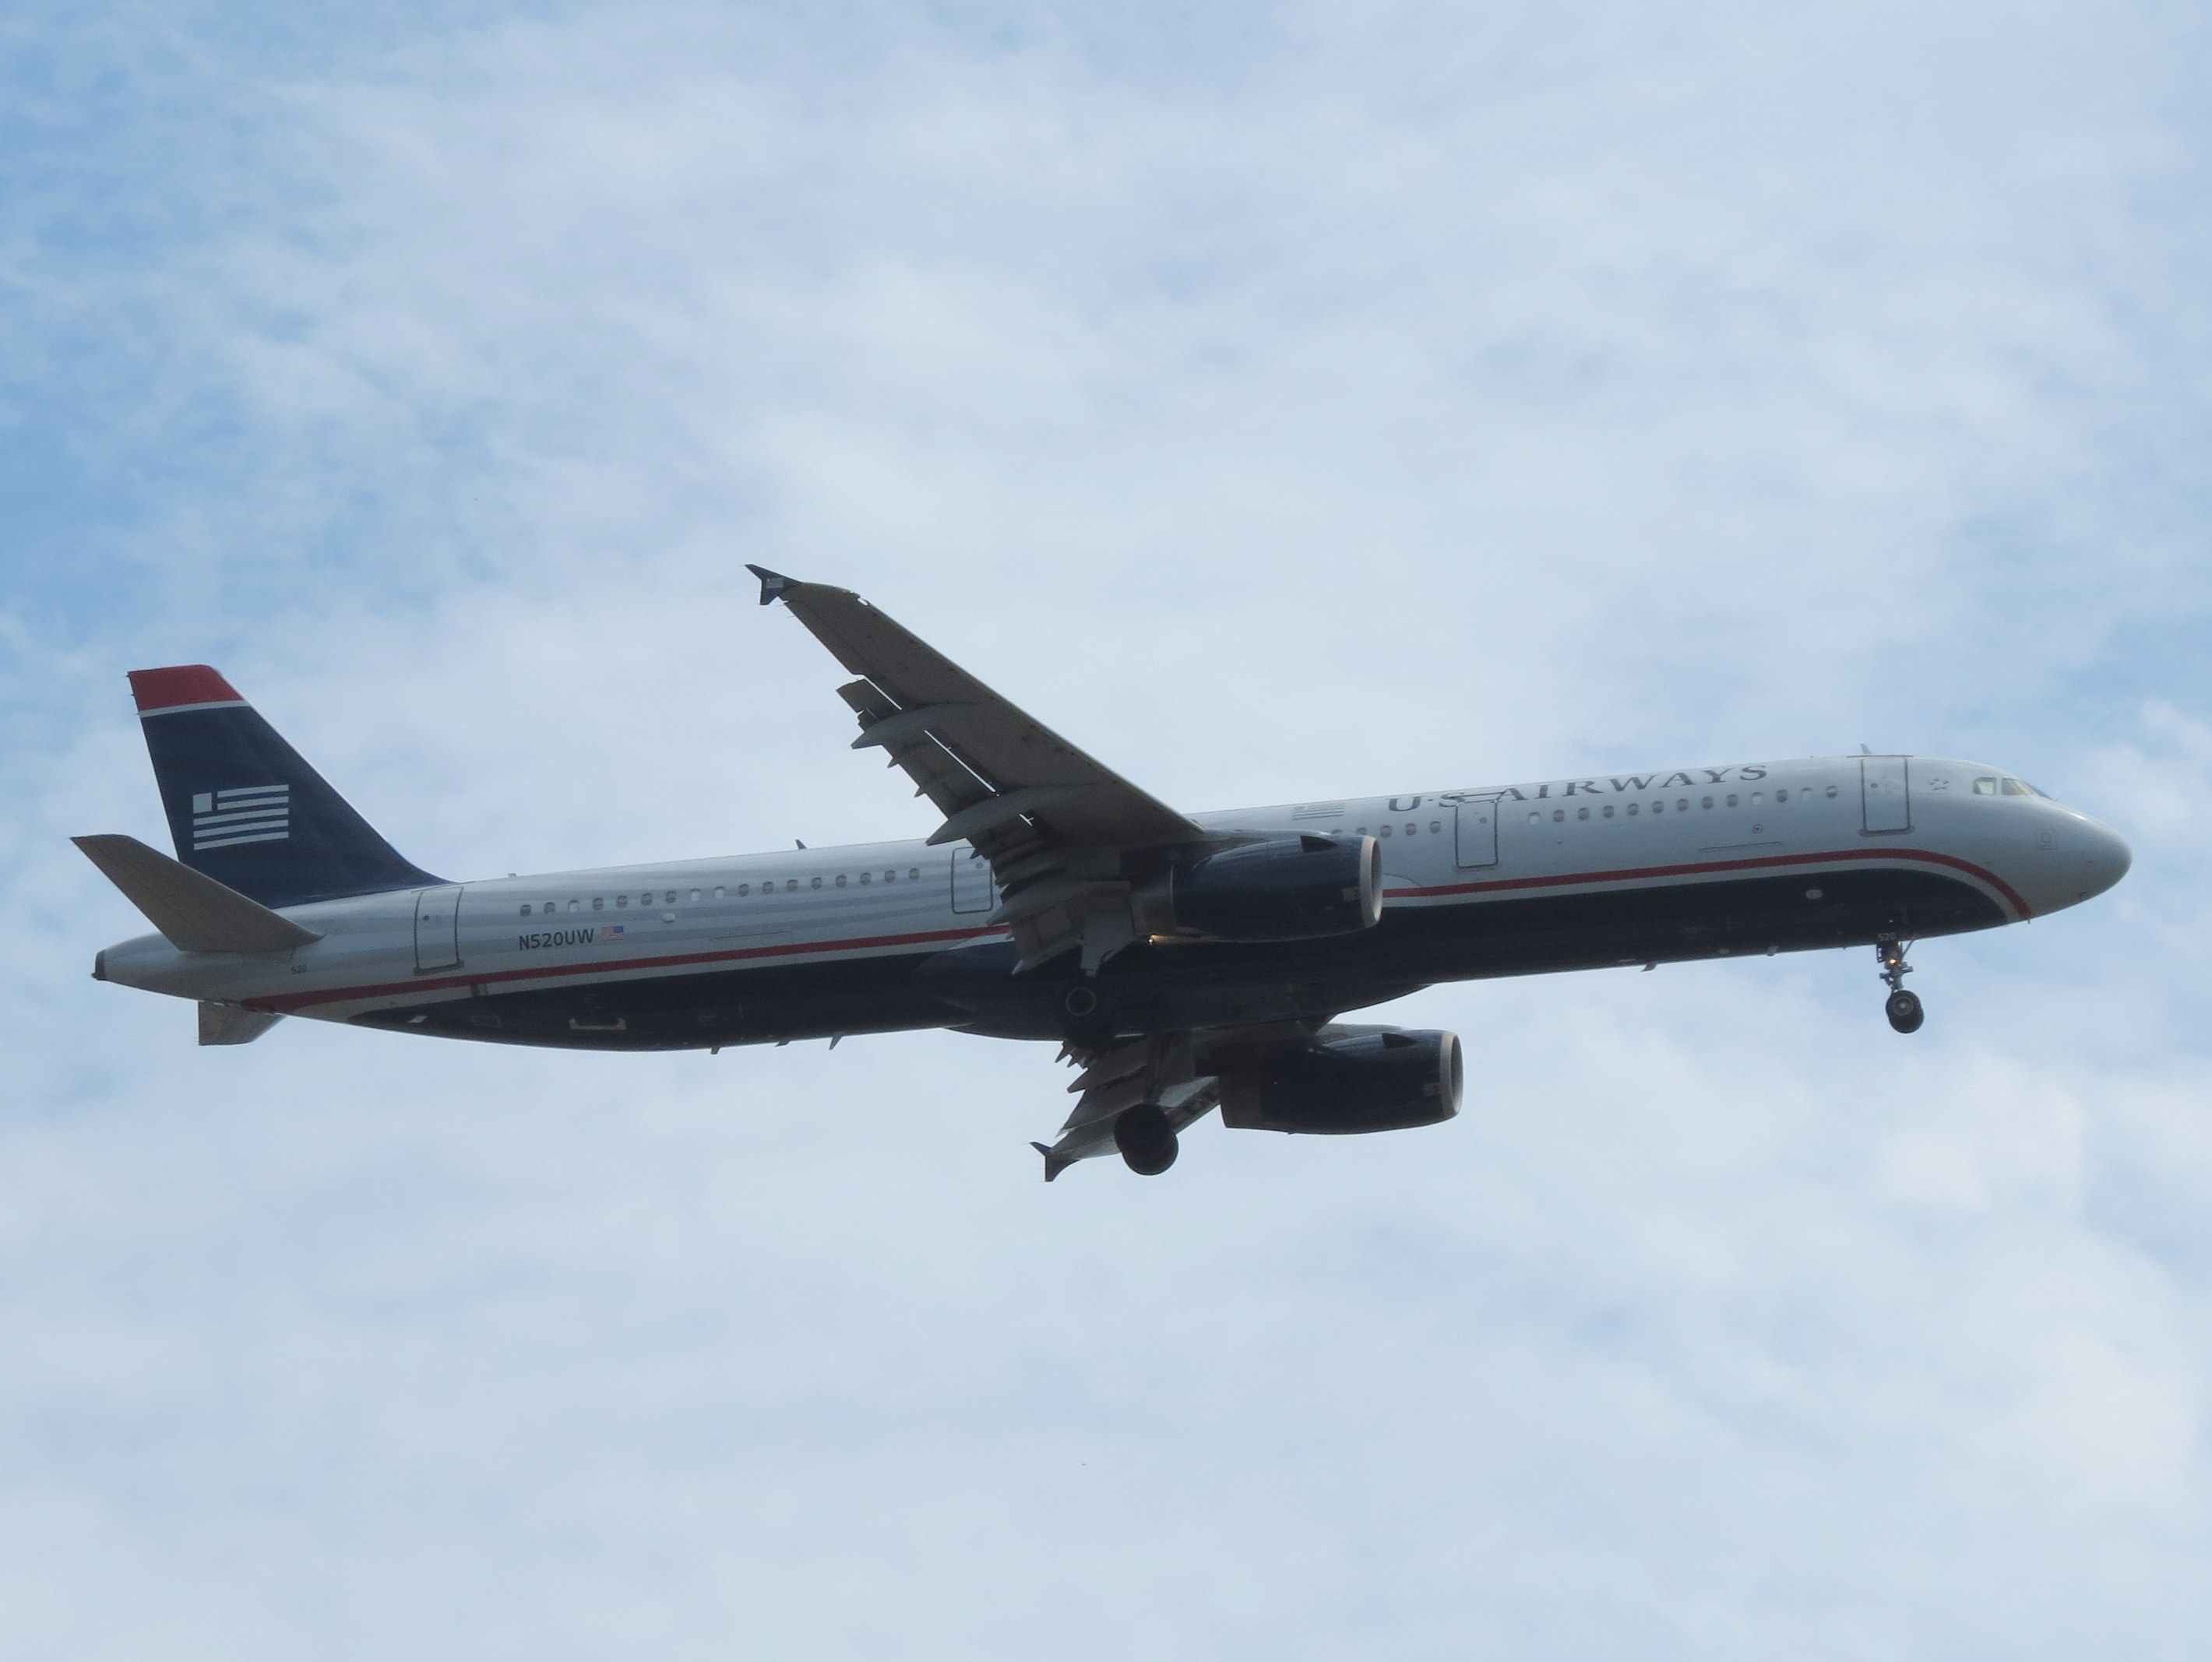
[129,665,442,909]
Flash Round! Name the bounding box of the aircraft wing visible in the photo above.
[749,566,1207,969]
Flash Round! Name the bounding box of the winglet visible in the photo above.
[746,564,797,607]
[1030,1140,1062,1182]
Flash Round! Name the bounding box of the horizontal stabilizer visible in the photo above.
[73,834,322,954]
[199,1002,285,1045]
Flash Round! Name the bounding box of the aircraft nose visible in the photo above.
[2077,820,2133,900]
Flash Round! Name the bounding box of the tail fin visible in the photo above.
[127,666,442,908]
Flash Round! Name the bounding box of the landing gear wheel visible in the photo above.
[1112,1104,1178,1176]
[1874,938,1922,1033]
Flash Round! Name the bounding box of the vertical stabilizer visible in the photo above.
[128,666,442,908]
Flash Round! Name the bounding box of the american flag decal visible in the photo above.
[596,924,626,942]
[190,785,291,851]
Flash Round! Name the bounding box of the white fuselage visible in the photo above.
[94,754,2131,1050]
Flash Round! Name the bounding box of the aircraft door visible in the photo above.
[414,884,463,971]
[950,847,995,914]
[1454,797,1500,868]
[1860,757,1911,834]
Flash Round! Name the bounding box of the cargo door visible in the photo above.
[1860,757,1911,834]
[1454,797,1500,869]
[414,884,463,971]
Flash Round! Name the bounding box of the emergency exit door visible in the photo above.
[414,885,463,971]
[1454,798,1500,868]
[950,848,995,914]
[1860,756,1911,834]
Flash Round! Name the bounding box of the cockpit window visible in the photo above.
[1974,777,1999,795]
[2001,778,2035,796]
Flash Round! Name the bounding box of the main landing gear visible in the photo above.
[1876,938,1924,1033]
[1113,1104,1178,1176]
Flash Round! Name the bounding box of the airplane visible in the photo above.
[76,567,2133,1179]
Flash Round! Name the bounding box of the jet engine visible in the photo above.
[1217,1026,1462,1135]
[1157,834,1382,943]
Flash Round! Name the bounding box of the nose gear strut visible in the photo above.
[1876,938,1924,1033]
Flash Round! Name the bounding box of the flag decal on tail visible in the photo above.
[191,785,292,851]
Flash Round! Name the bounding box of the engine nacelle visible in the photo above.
[1218,1028,1462,1135]
[1161,834,1382,943]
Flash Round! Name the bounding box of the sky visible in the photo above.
[3,1,2210,1654]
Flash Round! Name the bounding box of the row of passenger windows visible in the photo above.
[518,866,928,917]
[1322,784,1837,840]
[509,780,1848,918]
[1523,783,1837,824]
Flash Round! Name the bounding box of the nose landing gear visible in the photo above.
[1877,939,1924,1033]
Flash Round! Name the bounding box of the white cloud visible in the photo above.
[5,1,2210,1655]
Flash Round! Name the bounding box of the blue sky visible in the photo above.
[5,3,2210,1656]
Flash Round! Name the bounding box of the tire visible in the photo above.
[1113,1104,1178,1176]
[1886,989,1925,1034]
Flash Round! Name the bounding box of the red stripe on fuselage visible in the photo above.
[255,844,2023,1016]
[1384,845,2030,918]
[129,664,244,713]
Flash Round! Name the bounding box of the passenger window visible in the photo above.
[519,904,531,917]
[1751,792,1764,807]
[1404,822,1416,836]
[1527,812,1540,826]
[665,890,677,904]
[1576,807,1590,821]
[811,876,822,890]
[859,871,871,885]
[1974,776,1999,794]
[615,895,628,908]
[1701,796,1714,809]
[713,886,725,900]
[1429,821,1442,833]
[1602,805,1615,819]
[1379,824,1393,836]
[1626,803,1638,816]
[787,879,799,893]
[1650,801,1663,814]
[567,900,579,913]
[592,897,604,910]
[1553,809,1566,822]
[886,870,896,882]
[1776,788,1788,803]
[1677,798,1689,812]
[835,874,847,887]
[689,889,701,903]
[1826,785,1838,798]
[737,884,748,897]
[1726,794,1738,808]
[909,867,921,880]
